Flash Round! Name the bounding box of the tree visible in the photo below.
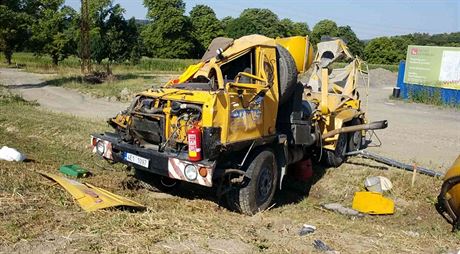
[0,1,32,64]
[90,3,140,69]
[141,0,194,58]
[364,37,399,64]
[337,25,364,57]
[189,5,223,57]
[279,18,310,37]
[126,18,142,64]
[30,3,78,65]
[311,19,338,45]
[221,16,233,35]
[225,8,282,39]
[225,16,256,39]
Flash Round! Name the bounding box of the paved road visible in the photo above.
[0,68,128,120]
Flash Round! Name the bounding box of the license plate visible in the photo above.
[124,152,149,168]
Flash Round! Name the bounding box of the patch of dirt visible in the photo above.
[157,238,254,254]
[0,68,127,120]
[358,68,398,88]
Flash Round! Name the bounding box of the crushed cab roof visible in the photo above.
[220,34,276,59]
[201,34,275,62]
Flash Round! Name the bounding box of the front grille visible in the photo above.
[131,116,165,144]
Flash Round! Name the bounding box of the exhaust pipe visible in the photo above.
[322,120,388,139]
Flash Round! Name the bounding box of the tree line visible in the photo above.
[1,0,459,67]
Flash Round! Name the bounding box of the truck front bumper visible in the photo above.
[91,132,215,187]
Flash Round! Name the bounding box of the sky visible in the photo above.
[65,0,459,40]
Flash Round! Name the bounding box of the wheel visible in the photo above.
[134,169,180,192]
[226,149,278,215]
[276,45,298,105]
[347,118,363,152]
[325,133,347,167]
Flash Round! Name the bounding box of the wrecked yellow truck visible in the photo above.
[91,34,387,215]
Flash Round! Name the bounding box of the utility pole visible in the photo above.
[81,0,91,74]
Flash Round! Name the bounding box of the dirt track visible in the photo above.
[0,68,127,119]
[1,67,459,170]
[357,69,460,170]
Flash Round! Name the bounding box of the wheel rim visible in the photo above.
[350,132,361,151]
[257,166,273,205]
[336,134,347,156]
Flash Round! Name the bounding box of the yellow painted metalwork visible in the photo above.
[443,155,460,216]
[352,192,395,215]
[275,36,313,73]
[320,68,329,114]
[303,38,366,152]
[166,62,204,86]
[39,171,145,212]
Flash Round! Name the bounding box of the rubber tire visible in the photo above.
[348,118,363,152]
[276,45,298,105]
[325,133,348,168]
[227,150,278,215]
[134,169,180,192]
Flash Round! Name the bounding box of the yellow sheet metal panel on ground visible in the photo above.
[39,171,145,212]
[352,192,395,215]
[443,155,460,216]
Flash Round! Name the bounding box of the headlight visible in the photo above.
[184,164,198,181]
[96,141,105,155]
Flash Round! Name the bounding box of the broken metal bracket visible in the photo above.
[364,130,382,148]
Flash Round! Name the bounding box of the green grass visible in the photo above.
[42,73,175,102]
[394,86,460,109]
[0,89,458,253]
[0,52,197,74]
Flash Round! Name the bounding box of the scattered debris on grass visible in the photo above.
[39,171,145,212]
[299,224,316,236]
[313,239,337,253]
[0,146,26,162]
[352,192,395,215]
[58,164,90,178]
[364,176,393,193]
[322,203,363,217]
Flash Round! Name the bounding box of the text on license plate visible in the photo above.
[124,152,149,168]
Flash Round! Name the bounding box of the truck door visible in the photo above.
[221,47,276,143]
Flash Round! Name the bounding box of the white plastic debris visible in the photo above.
[364,176,393,193]
[0,146,26,162]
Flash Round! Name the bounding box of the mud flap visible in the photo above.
[275,135,289,190]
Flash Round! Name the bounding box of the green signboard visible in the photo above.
[404,45,460,90]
